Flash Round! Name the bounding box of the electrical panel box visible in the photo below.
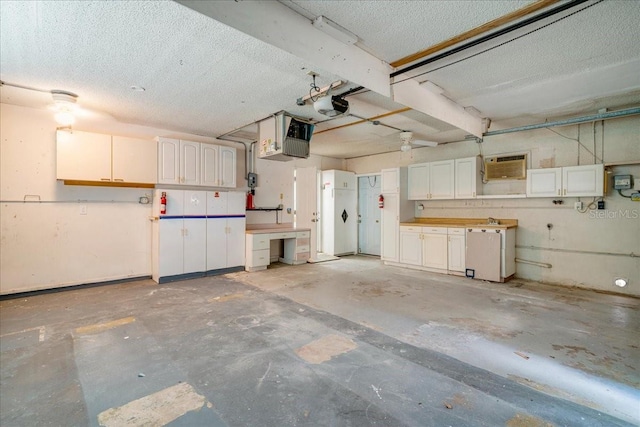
[613,175,631,190]
[248,172,258,188]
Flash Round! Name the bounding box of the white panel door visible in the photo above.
[454,157,479,199]
[423,233,448,269]
[157,138,180,184]
[158,220,184,277]
[201,144,220,187]
[527,168,562,197]
[206,190,227,216]
[295,167,318,260]
[429,160,455,199]
[183,219,206,274]
[227,191,246,215]
[184,190,206,216]
[563,164,604,197]
[112,136,157,183]
[56,130,111,181]
[408,163,429,200]
[180,140,200,185]
[381,168,399,194]
[219,146,237,188]
[380,193,399,262]
[226,217,246,267]
[399,230,422,265]
[448,234,466,272]
[357,176,381,256]
[206,218,227,271]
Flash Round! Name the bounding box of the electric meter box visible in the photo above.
[613,175,631,190]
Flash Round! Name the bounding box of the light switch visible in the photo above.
[79,205,87,215]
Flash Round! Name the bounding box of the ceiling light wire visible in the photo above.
[308,74,322,102]
[391,0,604,86]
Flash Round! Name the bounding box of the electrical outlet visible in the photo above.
[574,201,582,211]
[79,204,87,215]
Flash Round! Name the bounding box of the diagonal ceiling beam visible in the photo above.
[176,0,483,137]
[391,78,484,137]
[176,0,392,97]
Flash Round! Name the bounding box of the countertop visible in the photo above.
[245,223,311,234]
[400,217,518,229]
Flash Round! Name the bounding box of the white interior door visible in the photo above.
[295,167,318,260]
[358,175,381,256]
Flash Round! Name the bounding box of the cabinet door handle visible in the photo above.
[101,178,111,181]
[563,189,567,196]
[113,178,124,182]
[558,189,561,196]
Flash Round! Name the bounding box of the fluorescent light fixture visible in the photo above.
[312,16,358,45]
[614,278,628,288]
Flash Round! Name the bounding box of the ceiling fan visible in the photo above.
[399,131,438,152]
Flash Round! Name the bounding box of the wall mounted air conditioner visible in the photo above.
[484,154,528,180]
[258,112,314,161]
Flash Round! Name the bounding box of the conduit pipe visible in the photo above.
[515,258,552,268]
[482,107,640,137]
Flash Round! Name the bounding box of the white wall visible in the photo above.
[248,152,343,225]
[0,103,249,295]
[346,116,640,296]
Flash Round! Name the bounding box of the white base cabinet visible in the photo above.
[398,226,449,271]
[152,189,246,283]
[447,228,466,273]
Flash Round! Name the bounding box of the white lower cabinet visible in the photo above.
[447,228,465,273]
[152,189,246,283]
[398,226,449,271]
[399,226,422,266]
[422,227,448,270]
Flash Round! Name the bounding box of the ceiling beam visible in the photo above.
[391,78,484,137]
[176,0,392,97]
[390,0,561,68]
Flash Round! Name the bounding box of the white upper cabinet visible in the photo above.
[159,139,236,188]
[157,137,180,184]
[112,136,157,184]
[408,160,454,200]
[526,164,603,197]
[219,146,237,188]
[563,164,604,197]
[454,156,482,199]
[57,130,111,181]
[180,140,201,186]
[201,143,220,187]
[526,167,562,197]
[57,130,156,184]
[429,160,455,199]
[408,163,429,200]
[381,168,400,194]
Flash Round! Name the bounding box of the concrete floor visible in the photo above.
[1,256,638,426]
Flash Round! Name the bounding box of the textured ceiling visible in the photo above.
[1,0,639,159]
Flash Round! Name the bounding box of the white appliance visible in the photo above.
[465,227,516,282]
[321,170,357,256]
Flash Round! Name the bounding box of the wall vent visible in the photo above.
[484,154,527,180]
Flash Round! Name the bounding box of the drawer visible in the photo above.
[296,237,310,247]
[447,227,465,235]
[297,231,310,238]
[248,234,270,251]
[270,232,297,240]
[422,227,447,235]
[296,252,310,262]
[400,226,421,233]
[296,245,310,253]
[249,249,270,267]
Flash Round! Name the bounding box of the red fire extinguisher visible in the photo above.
[246,191,254,209]
[378,194,384,208]
[160,192,167,215]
